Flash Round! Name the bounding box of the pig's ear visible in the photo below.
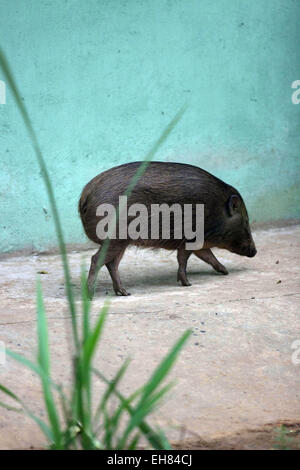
[228,195,241,216]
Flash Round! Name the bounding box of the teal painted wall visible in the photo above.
[0,0,299,252]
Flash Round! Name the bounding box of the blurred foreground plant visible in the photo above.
[0,48,190,449]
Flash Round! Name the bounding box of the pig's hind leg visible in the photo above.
[87,243,128,297]
[194,249,228,275]
[177,248,192,286]
[87,246,103,296]
[106,247,130,296]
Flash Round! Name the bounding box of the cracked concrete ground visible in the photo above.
[0,225,299,449]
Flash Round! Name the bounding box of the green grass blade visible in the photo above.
[102,407,114,449]
[0,383,23,404]
[93,369,169,450]
[26,409,55,445]
[0,401,22,412]
[81,302,109,368]
[5,346,70,429]
[114,330,191,449]
[152,428,171,450]
[103,387,141,449]
[94,359,132,448]
[117,382,174,449]
[37,279,50,375]
[138,330,191,406]
[6,349,47,378]
[124,104,188,198]
[141,382,174,414]
[55,384,72,427]
[6,347,66,397]
[93,358,130,427]
[90,104,188,294]
[74,302,109,447]
[0,47,79,352]
[0,384,54,442]
[127,433,140,450]
[36,279,62,448]
[81,267,91,343]
[78,267,92,440]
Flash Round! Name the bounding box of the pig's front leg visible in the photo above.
[177,248,192,286]
[194,248,228,275]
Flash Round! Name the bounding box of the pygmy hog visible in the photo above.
[79,162,257,296]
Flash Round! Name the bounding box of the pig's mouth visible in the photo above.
[239,245,257,258]
[247,247,257,257]
[230,245,257,258]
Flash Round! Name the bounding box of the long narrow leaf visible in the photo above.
[93,369,169,450]
[6,348,66,401]
[37,279,50,374]
[0,401,22,412]
[117,382,174,449]
[108,330,191,449]
[81,302,109,368]
[138,330,191,406]
[81,267,91,343]
[93,358,130,427]
[90,104,188,294]
[0,384,53,442]
[127,433,140,450]
[5,345,70,443]
[75,302,110,447]
[124,104,188,198]
[36,280,62,448]
[6,349,47,378]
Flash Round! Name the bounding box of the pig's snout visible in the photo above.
[243,237,257,257]
[246,245,257,258]
[233,240,257,258]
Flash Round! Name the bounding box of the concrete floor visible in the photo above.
[0,225,299,449]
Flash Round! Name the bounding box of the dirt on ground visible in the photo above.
[173,422,300,450]
[0,225,299,450]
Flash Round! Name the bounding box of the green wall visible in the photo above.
[0,0,299,252]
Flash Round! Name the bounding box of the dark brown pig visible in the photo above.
[79,162,256,296]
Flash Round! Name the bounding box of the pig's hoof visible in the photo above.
[177,271,191,286]
[219,265,228,275]
[178,279,192,287]
[115,287,131,296]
